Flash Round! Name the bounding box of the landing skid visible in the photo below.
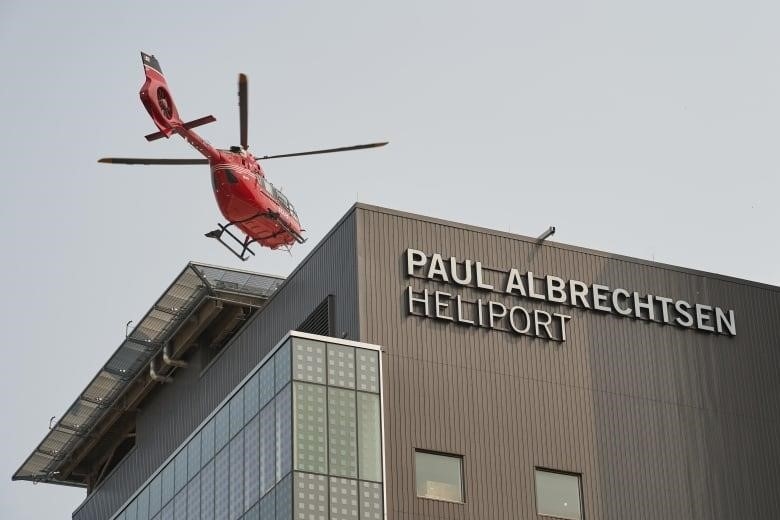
[205,223,257,261]
[266,211,307,245]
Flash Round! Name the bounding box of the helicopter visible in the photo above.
[100,52,387,260]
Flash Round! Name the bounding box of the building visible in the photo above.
[14,203,780,519]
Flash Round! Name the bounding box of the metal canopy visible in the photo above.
[13,262,283,486]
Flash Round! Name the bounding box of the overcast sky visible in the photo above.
[1,1,778,518]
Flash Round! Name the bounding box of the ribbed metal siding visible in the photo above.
[296,295,334,336]
[74,212,360,520]
[355,205,780,520]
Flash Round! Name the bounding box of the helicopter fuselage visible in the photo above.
[139,55,302,250]
[209,152,301,250]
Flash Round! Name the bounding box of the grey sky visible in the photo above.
[1,1,778,518]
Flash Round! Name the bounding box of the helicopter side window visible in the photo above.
[277,192,290,211]
[266,181,279,201]
[222,168,238,184]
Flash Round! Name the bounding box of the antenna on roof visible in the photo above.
[537,226,556,242]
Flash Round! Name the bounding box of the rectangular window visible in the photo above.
[229,431,244,520]
[534,468,583,520]
[173,487,187,520]
[293,472,328,519]
[245,503,259,520]
[229,387,245,439]
[415,450,463,503]
[136,487,149,520]
[275,384,292,480]
[160,501,173,520]
[327,343,356,389]
[244,414,260,511]
[274,340,291,393]
[357,393,382,482]
[201,417,215,466]
[214,447,230,519]
[292,338,327,384]
[329,477,358,520]
[259,487,275,519]
[259,361,275,409]
[148,473,162,517]
[215,405,230,453]
[355,349,379,393]
[186,473,200,519]
[124,498,137,520]
[187,432,201,482]
[259,401,276,494]
[293,382,328,474]
[360,481,384,519]
[275,473,292,520]
[173,448,187,494]
[244,371,260,423]
[200,459,215,519]
[161,461,174,507]
[328,387,357,478]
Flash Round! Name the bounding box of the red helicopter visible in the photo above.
[100,52,387,260]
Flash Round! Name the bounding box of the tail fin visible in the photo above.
[139,52,182,138]
[141,52,163,75]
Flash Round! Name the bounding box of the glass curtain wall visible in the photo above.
[291,338,383,520]
[110,335,383,520]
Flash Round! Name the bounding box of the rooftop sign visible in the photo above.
[405,249,736,341]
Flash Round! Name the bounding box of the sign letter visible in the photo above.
[406,249,427,276]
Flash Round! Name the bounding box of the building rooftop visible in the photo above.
[13,262,284,490]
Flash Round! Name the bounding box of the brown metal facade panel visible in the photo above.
[354,205,780,520]
[73,213,361,520]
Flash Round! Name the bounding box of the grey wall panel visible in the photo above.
[74,212,360,520]
[355,205,780,520]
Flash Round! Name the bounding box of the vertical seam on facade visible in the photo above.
[355,207,367,341]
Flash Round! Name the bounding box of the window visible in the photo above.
[415,450,464,503]
[357,393,382,482]
[535,468,582,520]
[222,168,238,184]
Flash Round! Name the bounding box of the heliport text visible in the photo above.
[404,248,736,340]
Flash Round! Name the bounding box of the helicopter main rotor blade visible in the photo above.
[254,141,389,161]
[238,73,248,150]
[98,158,209,165]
